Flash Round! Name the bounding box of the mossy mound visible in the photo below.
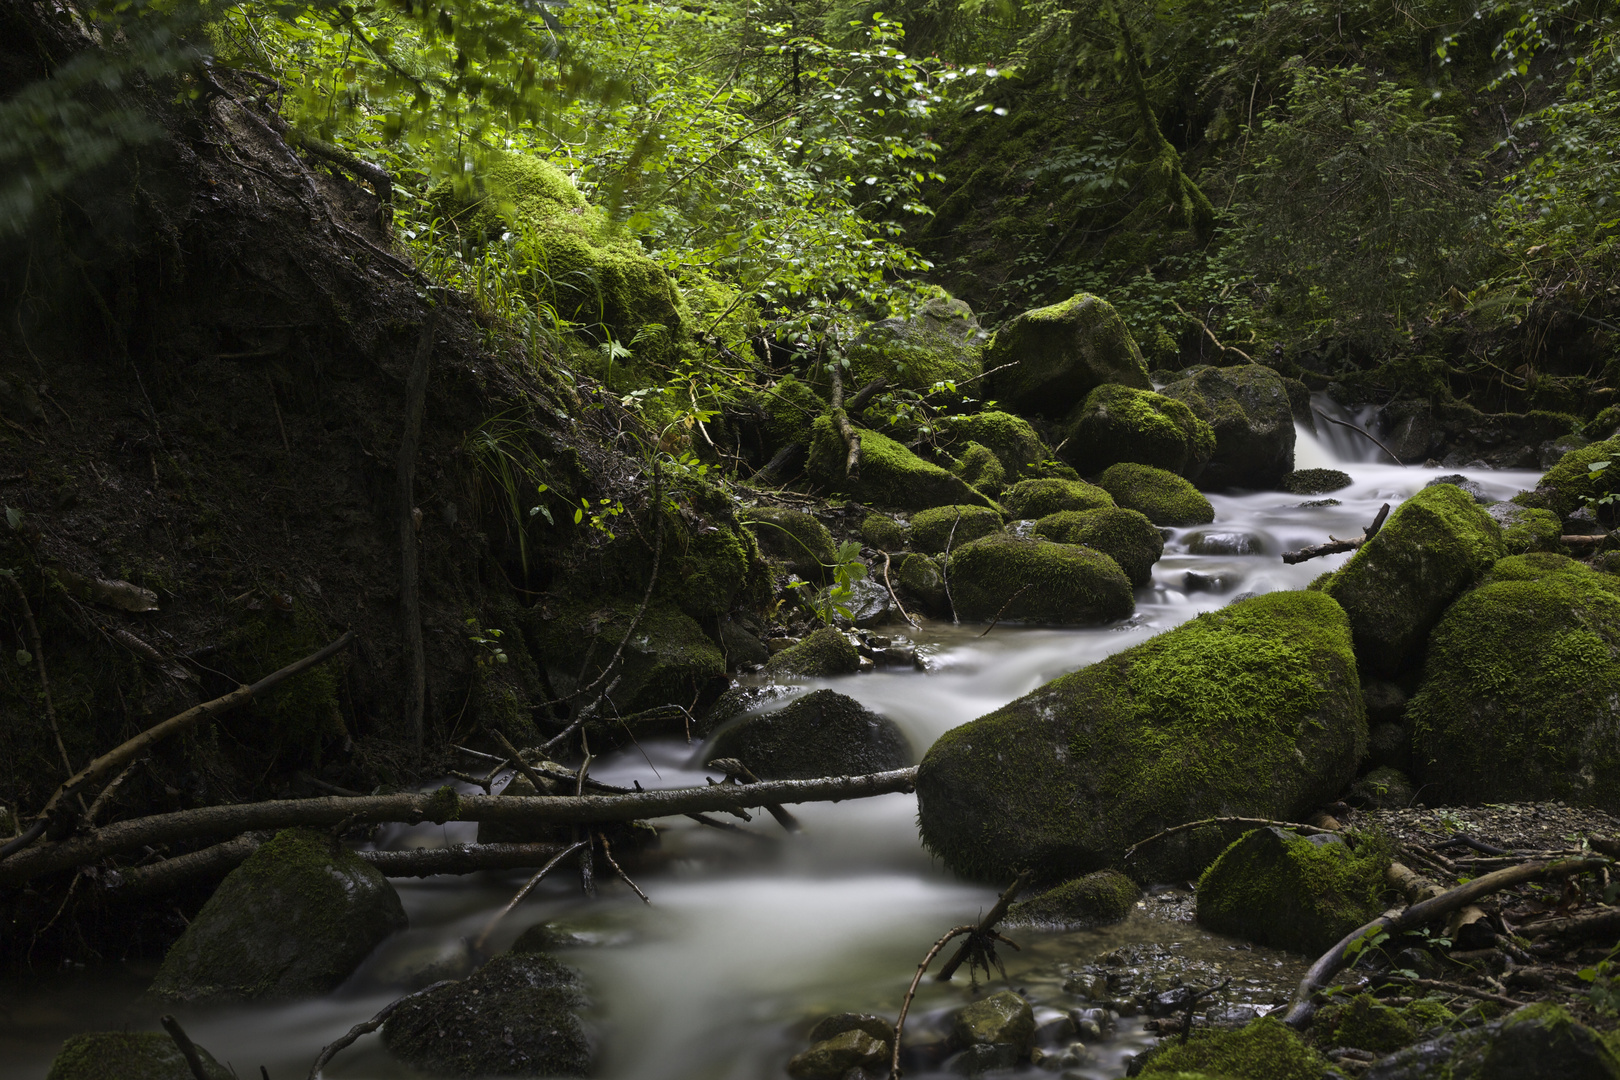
[1095,462,1215,526]
[1195,827,1389,954]
[951,440,1007,495]
[946,535,1134,625]
[149,828,406,1002]
[532,599,727,719]
[1488,501,1566,554]
[1365,1002,1620,1080]
[1137,1017,1329,1080]
[983,293,1152,418]
[46,1032,232,1080]
[1282,468,1353,494]
[1347,765,1416,810]
[708,688,911,779]
[764,627,861,679]
[860,512,909,551]
[893,553,948,616]
[1061,383,1215,478]
[807,417,996,511]
[1316,484,1506,677]
[910,504,1005,553]
[1527,434,1620,520]
[938,411,1061,486]
[1004,869,1139,929]
[759,374,825,452]
[916,592,1365,881]
[845,295,985,392]
[1159,365,1299,489]
[1312,994,1414,1054]
[383,951,592,1077]
[1000,477,1115,519]
[739,506,837,582]
[1409,553,1620,808]
[1033,507,1164,587]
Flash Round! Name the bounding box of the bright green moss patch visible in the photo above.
[860,512,909,551]
[946,534,1134,625]
[1033,506,1164,587]
[1004,869,1139,929]
[910,504,1004,553]
[46,1032,232,1080]
[1062,383,1215,477]
[1001,477,1115,519]
[1403,998,1457,1031]
[893,553,947,615]
[1096,462,1215,526]
[845,295,985,392]
[764,627,861,679]
[807,417,997,510]
[1282,468,1352,494]
[939,411,1056,485]
[1138,1017,1329,1080]
[1534,434,1620,519]
[983,293,1152,418]
[951,441,1007,494]
[1489,502,1564,554]
[739,506,837,581]
[1312,994,1414,1053]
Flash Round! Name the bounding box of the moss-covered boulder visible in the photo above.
[1000,477,1115,519]
[46,1032,232,1080]
[916,592,1364,881]
[893,552,948,616]
[1487,501,1564,554]
[1095,462,1215,526]
[946,535,1134,625]
[759,374,825,453]
[1347,765,1417,810]
[1033,507,1164,587]
[764,626,861,678]
[1312,994,1414,1054]
[383,951,592,1077]
[739,506,837,581]
[860,512,909,551]
[1315,484,1506,677]
[1159,365,1298,489]
[807,417,996,511]
[708,688,911,779]
[983,293,1152,418]
[939,411,1061,487]
[1137,1017,1329,1080]
[845,294,985,392]
[1061,383,1216,478]
[533,599,727,718]
[953,990,1035,1052]
[1004,869,1139,929]
[149,828,406,1002]
[910,504,1004,553]
[1282,468,1352,495]
[1195,827,1389,954]
[1363,1002,1620,1080]
[1408,553,1620,808]
[787,1030,890,1080]
[1522,434,1620,521]
[950,440,1007,495]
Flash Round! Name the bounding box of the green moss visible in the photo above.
[938,411,1059,485]
[1282,468,1353,494]
[1004,869,1139,929]
[845,295,984,392]
[947,534,1134,625]
[893,553,947,615]
[1001,477,1115,519]
[764,626,860,679]
[46,1032,232,1080]
[1158,365,1299,490]
[1403,998,1457,1030]
[1347,765,1416,810]
[1062,383,1216,477]
[739,506,838,581]
[1586,405,1620,438]
[666,517,770,619]
[983,293,1152,418]
[760,374,825,452]
[1535,434,1620,519]
[1096,462,1215,526]
[533,598,727,715]
[1139,1017,1329,1080]
[910,504,1004,553]
[860,513,909,551]
[1033,507,1164,587]
[806,417,997,511]
[951,441,1007,495]
[708,688,911,779]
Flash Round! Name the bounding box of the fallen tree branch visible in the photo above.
[309,980,454,1080]
[1281,503,1390,565]
[891,924,973,1080]
[1518,905,1620,943]
[1374,973,1526,1010]
[474,839,588,952]
[1172,300,1252,363]
[938,870,1030,982]
[979,584,1031,637]
[844,376,889,417]
[1123,816,1338,860]
[827,358,861,479]
[161,1015,213,1080]
[1313,409,1406,465]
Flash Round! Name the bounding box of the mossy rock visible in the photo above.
[215,601,347,759]
[383,951,592,1077]
[532,598,727,720]
[764,627,860,678]
[787,1030,890,1080]
[1282,468,1352,495]
[916,592,1365,881]
[759,374,825,452]
[1137,1017,1329,1080]
[46,1032,232,1080]
[708,688,911,779]
[1060,383,1215,478]
[1364,1002,1620,1080]
[1095,462,1215,526]
[938,411,1061,486]
[1004,869,1139,929]
[946,535,1134,625]
[149,828,406,1002]
[1527,434,1620,520]
[893,553,948,616]
[1159,365,1298,489]
[1487,501,1565,554]
[1315,484,1506,677]
[1000,477,1115,519]
[952,990,1035,1051]
[665,516,771,619]
[951,440,1007,495]
[1312,994,1414,1054]
[739,506,838,582]
[1347,765,1416,810]
[845,295,985,392]
[807,417,997,511]
[1033,507,1164,587]
[1195,827,1389,954]
[1409,553,1620,808]
[860,512,910,551]
[983,293,1152,418]
[910,504,1004,554]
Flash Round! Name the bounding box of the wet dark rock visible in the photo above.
[1347,766,1416,810]
[1185,530,1264,556]
[740,506,838,581]
[1183,570,1242,594]
[809,1013,896,1045]
[696,684,801,739]
[764,627,861,678]
[1159,364,1298,488]
[952,990,1035,1052]
[983,293,1152,418]
[892,552,949,617]
[1539,433,1590,470]
[1282,468,1353,494]
[842,577,899,628]
[707,688,911,779]
[1367,721,1414,775]
[1378,400,1441,463]
[718,618,770,669]
[947,1043,1022,1075]
[1005,869,1139,929]
[1424,474,1495,505]
[1364,1003,1620,1080]
[788,1029,890,1079]
[1362,680,1409,725]
[46,1031,232,1080]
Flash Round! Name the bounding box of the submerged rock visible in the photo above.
[1159,365,1298,489]
[1000,477,1115,519]
[1061,383,1215,478]
[763,626,861,678]
[910,504,1005,553]
[916,592,1364,881]
[1364,1002,1620,1080]
[808,417,996,511]
[1281,468,1352,494]
[1033,507,1164,587]
[1004,869,1139,930]
[946,534,1134,625]
[739,506,837,581]
[1095,462,1215,526]
[46,1031,232,1080]
[707,688,911,779]
[983,293,1152,418]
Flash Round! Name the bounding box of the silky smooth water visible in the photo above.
[0,404,1544,1080]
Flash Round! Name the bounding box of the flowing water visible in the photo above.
[0,402,1546,1079]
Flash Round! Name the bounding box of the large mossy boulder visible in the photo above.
[739,506,837,581]
[1033,506,1164,587]
[893,553,948,616]
[1518,434,1620,521]
[1000,477,1115,519]
[1159,365,1298,489]
[1195,827,1389,954]
[983,294,1152,418]
[946,535,1134,625]
[46,1032,232,1080]
[383,951,592,1077]
[916,592,1365,881]
[1004,869,1139,930]
[1138,1017,1329,1080]
[764,626,861,678]
[1315,484,1506,677]
[149,828,407,1002]
[939,411,1063,487]
[1095,462,1215,526]
[1364,1003,1620,1080]
[1061,383,1216,478]
[807,417,996,511]
[533,599,727,718]
[1408,553,1620,808]
[950,440,1006,495]
[845,295,985,392]
[910,504,1004,553]
[708,688,911,779]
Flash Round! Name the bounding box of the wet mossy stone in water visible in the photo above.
[807,416,996,511]
[1408,553,1620,808]
[46,1031,233,1080]
[707,688,911,779]
[1061,383,1215,478]
[383,951,591,1078]
[860,512,909,551]
[1312,994,1413,1054]
[787,1030,889,1080]
[1282,468,1352,495]
[533,599,726,718]
[1033,507,1164,587]
[951,440,1007,495]
[1096,462,1215,526]
[739,506,837,582]
[1315,483,1506,678]
[1000,477,1115,519]
[1136,1017,1328,1080]
[916,591,1364,882]
[910,504,1004,554]
[149,828,406,1002]
[1194,827,1388,954]
[938,411,1061,486]
[763,626,861,678]
[1487,501,1563,554]
[983,293,1152,418]
[1364,1002,1620,1080]
[695,684,801,739]
[1158,365,1298,490]
[952,990,1035,1051]
[946,535,1134,625]
[1522,434,1620,521]
[1004,869,1139,930]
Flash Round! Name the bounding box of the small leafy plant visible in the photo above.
[466,619,509,670]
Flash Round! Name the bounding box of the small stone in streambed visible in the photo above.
[807,1012,895,1045]
[1184,530,1265,556]
[717,617,770,669]
[46,1031,233,1080]
[787,1029,890,1080]
[1004,869,1139,930]
[707,688,911,780]
[763,626,861,678]
[1183,570,1242,594]
[1280,467,1351,494]
[952,990,1035,1052]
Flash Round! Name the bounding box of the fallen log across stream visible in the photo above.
[0,767,918,887]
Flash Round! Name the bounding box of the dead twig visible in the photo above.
[880,552,920,629]
[1281,503,1390,565]
[1123,816,1337,860]
[979,584,1031,637]
[891,925,974,1079]
[473,839,588,953]
[1313,409,1406,465]
[598,832,650,904]
[1172,300,1252,363]
[308,980,454,1080]
[941,511,962,625]
[937,870,1031,982]
[1373,973,1526,1010]
[160,1015,213,1080]
[827,353,862,479]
